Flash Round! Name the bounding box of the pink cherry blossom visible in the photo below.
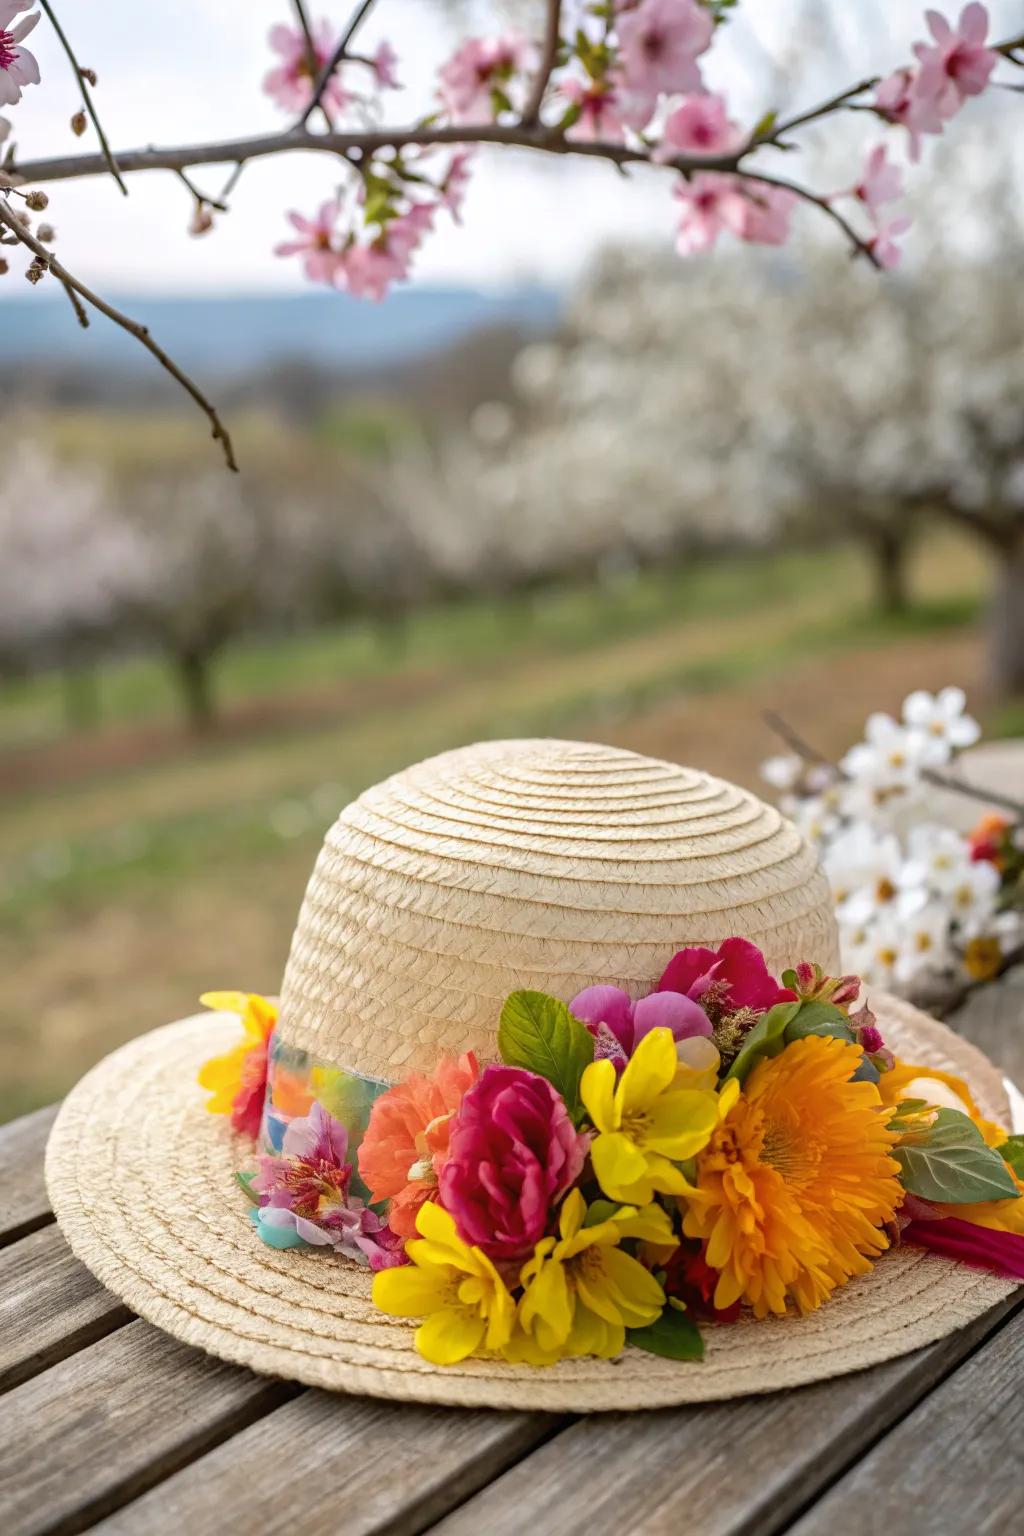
[851,144,904,216]
[274,199,344,285]
[438,148,475,222]
[0,6,40,107]
[913,4,997,119]
[438,33,531,123]
[263,19,348,117]
[654,93,744,162]
[560,76,626,142]
[867,212,912,269]
[673,172,751,253]
[616,0,713,97]
[341,203,436,301]
[371,40,401,90]
[738,181,797,246]
[874,67,944,161]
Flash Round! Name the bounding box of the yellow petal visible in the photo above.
[566,1300,624,1360]
[644,1089,719,1158]
[717,1077,741,1120]
[618,1028,677,1116]
[520,1253,572,1346]
[372,1265,445,1318]
[557,1188,586,1243]
[674,1035,721,1090]
[591,1131,652,1204]
[199,991,249,1015]
[601,1247,665,1327]
[580,1057,618,1133]
[612,1201,677,1246]
[415,1307,486,1365]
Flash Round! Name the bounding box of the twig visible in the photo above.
[37,0,128,196]
[742,169,882,266]
[291,0,334,131]
[59,276,89,327]
[757,77,880,146]
[218,160,246,203]
[174,167,228,214]
[0,200,237,471]
[762,709,1024,818]
[299,0,378,129]
[522,1,561,126]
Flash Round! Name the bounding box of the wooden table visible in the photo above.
[3,972,1023,1536]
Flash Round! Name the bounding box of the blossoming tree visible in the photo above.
[2,2,1022,468]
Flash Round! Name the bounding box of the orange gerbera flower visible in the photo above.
[358,1052,478,1237]
[683,1035,902,1318]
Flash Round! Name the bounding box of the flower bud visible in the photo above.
[36,223,56,243]
[0,258,8,276]
[71,111,87,137]
[25,257,48,285]
[80,67,98,87]
[26,190,49,211]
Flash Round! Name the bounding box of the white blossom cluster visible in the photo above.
[762,688,1023,994]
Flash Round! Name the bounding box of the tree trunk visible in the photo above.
[863,524,911,614]
[989,534,1024,698]
[175,647,216,732]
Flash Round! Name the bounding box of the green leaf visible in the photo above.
[1000,1134,1024,1178]
[725,1000,801,1083]
[894,1109,1022,1204]
[498,990,595,1117]
[628,1307,704,1362]
[783,1000,855,1044]
[235,1170,260,1206]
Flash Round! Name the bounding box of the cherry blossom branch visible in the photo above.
[743,170,881,267]
[298,0,379,128]
[522,1,562,127]
[0,200,237,472]
[757,78,880,146]
[36,0,128,196]
[291,0,335,130]
[762,711,1024,818]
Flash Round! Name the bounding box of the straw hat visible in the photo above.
[46,739,1016,1411]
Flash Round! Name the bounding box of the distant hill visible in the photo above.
[1,285,562,381]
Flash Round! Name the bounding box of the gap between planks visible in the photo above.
[0,1103,59,1248]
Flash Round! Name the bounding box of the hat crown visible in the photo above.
[277,738,838,1080]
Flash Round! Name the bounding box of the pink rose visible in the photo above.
[657,936,796,1016]
[439,1065,587,1262]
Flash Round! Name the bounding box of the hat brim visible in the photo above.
[45,996,1017,1412]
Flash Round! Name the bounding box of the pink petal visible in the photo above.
[632,990,712,1042]
[904,1217,1024,1279]
[960,2,989,44]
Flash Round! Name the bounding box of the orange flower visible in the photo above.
[683,1035,902,1318]
[358,1052,478,1237]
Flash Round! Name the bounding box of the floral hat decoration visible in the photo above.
[45,740,1024,1411]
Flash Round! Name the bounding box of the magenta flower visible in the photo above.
[616,0,713,98]
[673,173,751,254]
[561,76,627,143]
[0,4,40,108]
[252,1101,386,1263]
[913,4,997,120]
[654,94,744,162]
[263,19,349,117]
[570,984,711,1069]
[658,937,797,1017]
[274,199,344,285]
[438,1066,588,1263]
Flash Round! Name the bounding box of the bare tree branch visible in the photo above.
[0,200,237,472]
[37,0,128,195]
[291,0,335,130]
[522,2,561,127]
[299,0,379,128]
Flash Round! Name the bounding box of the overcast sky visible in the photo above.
[2,1,1021,295]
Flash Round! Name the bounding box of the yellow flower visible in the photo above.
[197,991,277,1137]
[683,1035,902,1318]
[580,1026,721,1204]
[508,1189,671,1365]
[372,1200,515,1366]
[878,1058,1006,1149]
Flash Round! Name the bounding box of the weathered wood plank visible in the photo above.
[92,1392,558,1536]
[0,1224,132,1394]
[786,1304,1024,1536]
[946,965,1024,1098]
[0,1319,296,1536]
[428,1292,1023,1536]
[0,1104,58,1246]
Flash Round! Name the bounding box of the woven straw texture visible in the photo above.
[278,739,841,1076]
[46,996,1015,1411]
